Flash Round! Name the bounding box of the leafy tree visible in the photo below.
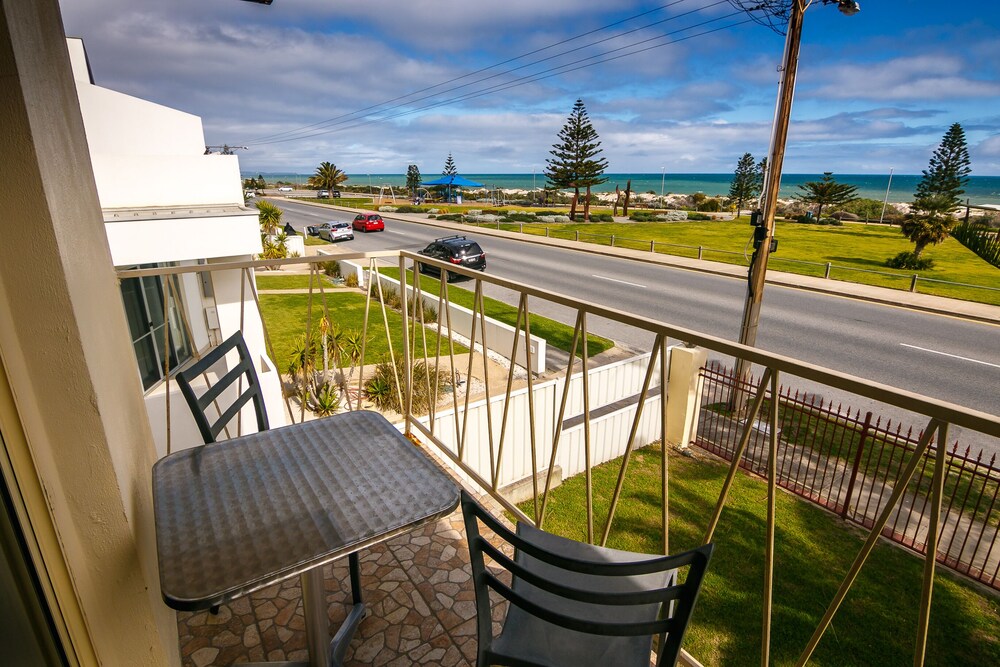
[728,153,759,217]
[406,164,422,194]
[794,172,858,221]
[308,161,349,192]
[255,199,283,235]
[442,153,457,176]
[544,99,608,221]
[901,123,972,257]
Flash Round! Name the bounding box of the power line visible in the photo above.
[249,7,747,147]
[239,1,691,145]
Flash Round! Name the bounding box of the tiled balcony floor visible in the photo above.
[176,492,507,667]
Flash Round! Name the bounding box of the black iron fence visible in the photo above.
[696,365,1000,590]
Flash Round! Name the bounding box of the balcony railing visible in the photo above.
[118,251,1000,666]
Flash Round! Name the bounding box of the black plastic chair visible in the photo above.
[461,491,713,667]
[175,331,269,444]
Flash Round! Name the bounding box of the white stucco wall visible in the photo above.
[104,213,262,266]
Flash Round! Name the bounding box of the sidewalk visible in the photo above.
[288,198,1000,326]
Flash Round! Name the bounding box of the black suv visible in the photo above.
[418,235,486,280]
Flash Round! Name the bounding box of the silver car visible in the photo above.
[318,221,354,242]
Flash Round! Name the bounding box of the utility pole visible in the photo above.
[879,167,894,223]
[736,1,805,359]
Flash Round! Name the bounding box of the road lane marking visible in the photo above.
[900,343,1000,369]
[592,275,646,289]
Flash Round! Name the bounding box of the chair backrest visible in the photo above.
[175,331,269,444]
[461,491,713,667]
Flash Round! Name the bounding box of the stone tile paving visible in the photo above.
[176,486,510,667]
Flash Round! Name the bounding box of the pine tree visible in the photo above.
[794,172,857,220]
[442,153,457,176]
[544,99,608,221]
[902,123,972,257]
[728,153,758,218]
[406,164,422,196]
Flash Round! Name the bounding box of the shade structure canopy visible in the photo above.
[421,175,484,188]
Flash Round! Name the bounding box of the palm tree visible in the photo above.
[308,161,349,192]
[255,199,283,235]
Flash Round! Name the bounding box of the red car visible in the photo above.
[352,213,385,232]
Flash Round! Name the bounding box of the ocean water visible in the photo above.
[244,172,1000,205]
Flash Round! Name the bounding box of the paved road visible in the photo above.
[274,199,999,441]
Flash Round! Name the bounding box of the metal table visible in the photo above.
[152,411,460,667]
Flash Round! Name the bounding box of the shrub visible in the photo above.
[344,273,359,288]
[697,198,722,212]
[364,356,451,414]
[629,211,659,222]
[588,213,614,222]
[886,251,935,270]
[320,260,340,277]
[687,212,711,221]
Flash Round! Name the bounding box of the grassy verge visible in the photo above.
[378,267,614,358]
[462,217,1000,306]
[521,445,1000,666]
[257,291,461,370]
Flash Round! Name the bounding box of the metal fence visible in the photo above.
[696,365,1000,590]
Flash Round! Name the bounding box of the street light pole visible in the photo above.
[660,167,665,199]
[879,167,894,223]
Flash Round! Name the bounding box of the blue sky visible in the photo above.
[59,1,1000,176]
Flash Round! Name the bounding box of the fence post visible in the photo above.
[650,240,656,252]
[824,262,832,279]
[575,230,579,242]
[698,246,703,260]
[610,235,615,247]
[910,274,919,292]
[519,222,523,234]
[546,227,550,238]
[497,220,501,230]
[841,411,873,519]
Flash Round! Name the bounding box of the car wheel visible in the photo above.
[349,235,354,240]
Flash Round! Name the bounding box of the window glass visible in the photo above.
[119,264,193,391]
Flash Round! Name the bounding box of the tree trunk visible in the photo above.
[816,203,824,221]
[583,185,592,221]
[613,185,621,216]
[623,180,632,216]
[913,240,927,257]
[570,187,579,221]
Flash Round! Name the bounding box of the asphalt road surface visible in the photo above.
[272,198,999,450]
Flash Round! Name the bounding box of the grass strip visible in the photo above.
[521,444,1000,666]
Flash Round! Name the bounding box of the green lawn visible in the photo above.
[523,445,1000,666]
[258,292,458,370]
[378,267,614,358]
[256,274,337,290]
[492,218,1000,306]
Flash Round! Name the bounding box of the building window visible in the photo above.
[119,265,193,391]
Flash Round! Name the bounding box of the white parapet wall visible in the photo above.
[340,260,546,374]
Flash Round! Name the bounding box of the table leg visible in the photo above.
[300,567,329,667]
[328,553,365,667]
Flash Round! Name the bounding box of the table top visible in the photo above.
[153,411,460,611]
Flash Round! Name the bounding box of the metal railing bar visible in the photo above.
[915,424,949,667]
[399,256,413,433]
[538,310,584,530]
[246,267,298,422]
[762,369,780,667]
[357,259,375,410]
[163,273,174,454]
[374,266,404,420]
[703,368,774,544]
[795,419,943,667]
[457,272,480,462]
[660,336,670,556]
[599,334,663,547]
[491,294,526,491]
[522,294,541,526]
[409,418,534,527]
[440,273,462,453]
[412,260,435,428]
[474,280,498,489]
[581,312,594,544]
